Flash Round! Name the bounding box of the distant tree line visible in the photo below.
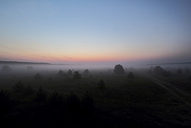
[148,66,190,77]
[57,69,91,79]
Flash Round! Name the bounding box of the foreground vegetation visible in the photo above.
[0,67,191,128]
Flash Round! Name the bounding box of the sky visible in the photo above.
[0,0,191,65]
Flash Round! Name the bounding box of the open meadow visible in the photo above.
[0,64,191,128]
[1,1,191,127]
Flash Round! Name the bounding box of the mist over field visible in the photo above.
[1,61,191,73]
[0,62,191,128]
[1,0,191,127]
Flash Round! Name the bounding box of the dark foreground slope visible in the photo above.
[0,71,191,128]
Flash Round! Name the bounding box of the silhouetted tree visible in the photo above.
[177,68,182,74]
[24,84,35,95]
[34,86,47,102]
[0,89,12,116]
[73,71,81,79]
[58,70,64,76]
[83,69,90,77]
[153,66,164,75]
[48,90,64,107]
[128,72,134,79]
[13,80,25,92]
[34,73,41,80]
[13,81,34,94]
[98,79,106,89]
[81,91,95,115]
[65,92,81,115]
[67,69,73,77]
[113,64,125,74]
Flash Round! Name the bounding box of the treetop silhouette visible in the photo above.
[114,64,125,74]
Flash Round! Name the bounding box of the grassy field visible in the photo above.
[0,69,191,128]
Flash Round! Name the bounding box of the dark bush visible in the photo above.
[34,86,47,102]
[67,69,73,77]
[81,91,95,115]
[65,92,81,115]
[13,80,25,92]
[24,84,35,95]
[0,89,12,116]
[73,71,81,79]
[48,90,64,107]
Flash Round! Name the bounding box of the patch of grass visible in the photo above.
[0,71,191,127]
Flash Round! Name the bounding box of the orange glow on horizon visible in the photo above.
[0,48,170,63]
[1,54,127,63]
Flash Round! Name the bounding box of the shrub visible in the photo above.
[67,69,73,77]
[13,80,25,92]
[81,91,95,115]
[34,86,47,102]
[0,89,12,116]
[98,79,106,89]
[65,92,81,115]
[73,71,81,79]
[24,84,35,95]
[48,90,64,107]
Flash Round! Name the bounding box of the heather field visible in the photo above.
[0,65,191,128]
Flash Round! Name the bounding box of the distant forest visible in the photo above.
[0,61,50,65]
[147,62,191,65]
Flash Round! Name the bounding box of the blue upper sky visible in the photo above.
[0,0,191,65]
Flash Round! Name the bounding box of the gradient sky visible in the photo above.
[0,0,191,65]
